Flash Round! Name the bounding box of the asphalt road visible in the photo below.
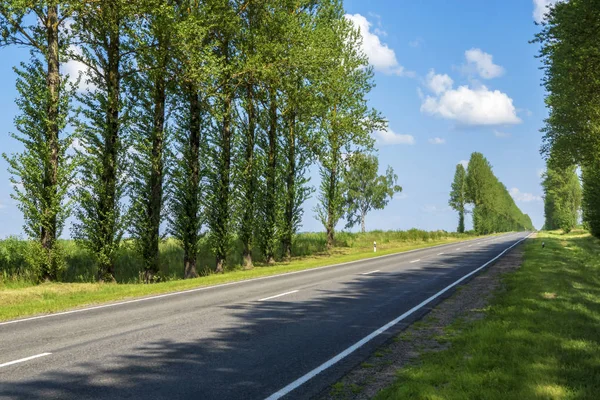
[0,232,530,400]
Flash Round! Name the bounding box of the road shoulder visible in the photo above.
[318,236,529,400]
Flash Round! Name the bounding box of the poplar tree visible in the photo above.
[465,152,534,234]
[534,0,600,167]
[278,1,319,260]
[168,0,216,278]
[449,163,467,233]
[0,1,77,280]
[71,0,137,281]
[206,0,240,273]
[314,0,383,248]
[582,165,600,237]
[533,0,600,237]
[128,1,175,282]
[542,164,581,233]
[233,1,264,269]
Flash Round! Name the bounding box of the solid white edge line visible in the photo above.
[361,270,380,275]
[264,233,531,400]
[259,290,299,302]
[0,232,520,327]
[0,353,52,368]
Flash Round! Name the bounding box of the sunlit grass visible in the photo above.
[376,230,600,400]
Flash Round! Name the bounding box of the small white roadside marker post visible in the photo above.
[373,241,377,253]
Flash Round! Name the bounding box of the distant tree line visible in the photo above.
[0,0,403,282]
[533,0,600,236]
[449,153,534,234]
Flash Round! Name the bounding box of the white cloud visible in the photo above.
[421,84,521,126]
[533,0,561,23]
[409,37,424,48]
[494,129,511,138]
[464,48,505,79]
[425,69,453,95]
[61,46,95,92]
[395,192,408,200]
[69,138,86,153]
[345,14,412,77]
[428,137,446,145]
[0,202,5,209]
[510,187,542,203]
[459,160,469,169]
[373,129,415,145]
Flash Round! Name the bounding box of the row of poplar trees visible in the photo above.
[449,152,535,234]
[0,0,384,282]
[533,0,599,237]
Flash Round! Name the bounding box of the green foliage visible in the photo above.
[313,1,385,247]
[1,2,77,281]
[0,237,39,283]
[127,3,176,281]
[542,163,581,233]
[3,57,77,280]
[1,0,389,283]
[70,0,137,281]
[534,0,600,167]
[533,0,600,238]
[582,165,600,238]
[465,152,534,234]
[449,163,467,233]
[344,153,402,233]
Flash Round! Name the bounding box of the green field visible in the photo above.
[0,230,485,322]
[377,230,600,400]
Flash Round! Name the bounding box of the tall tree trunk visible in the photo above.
[241,83,256,270]
[325,106,340,250]
[458,209,465,233]
[361,209,366,233]
[98,15,120,282]
[264,87,278,264]
[215,43,232,273]
[145,66,166,280]
[184,83,200,279]
[41,4,60,280]
[326,161,337,249]
[283,109,296,260]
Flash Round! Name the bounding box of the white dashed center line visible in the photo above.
[259,290,299,302]
[361,270,380,275]
[0,353,52,369]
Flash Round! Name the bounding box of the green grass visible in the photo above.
[376,230,600,400]
[1,229,480,284]
[0,233,487,322]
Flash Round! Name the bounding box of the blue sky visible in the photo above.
[0,1,555,238]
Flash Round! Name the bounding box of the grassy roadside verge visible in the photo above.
[376,230,600,400]
[0,234,492,322]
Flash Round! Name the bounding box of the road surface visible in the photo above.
[0,232,530,400]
